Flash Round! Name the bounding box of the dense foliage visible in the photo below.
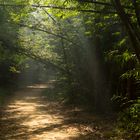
[118,98,140,139]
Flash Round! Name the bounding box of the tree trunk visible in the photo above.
[132,0,140,28]
[112,0,140,62]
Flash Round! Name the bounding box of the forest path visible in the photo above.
[0,82,116,140]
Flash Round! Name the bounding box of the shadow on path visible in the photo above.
[0,82,116,140]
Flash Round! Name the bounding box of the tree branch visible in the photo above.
[18,23,80,47]
[0,4,116,14]
[79,0,133,9]
[0,38,66,73]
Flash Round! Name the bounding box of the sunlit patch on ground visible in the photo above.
[27,84,49,89]
[0,83,115,140]
[0,84,82,140]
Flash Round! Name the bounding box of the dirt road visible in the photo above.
[0,83,115,140]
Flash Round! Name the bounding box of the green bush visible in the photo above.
[118,98,140,139]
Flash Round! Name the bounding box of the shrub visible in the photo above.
[118,98,140,139]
